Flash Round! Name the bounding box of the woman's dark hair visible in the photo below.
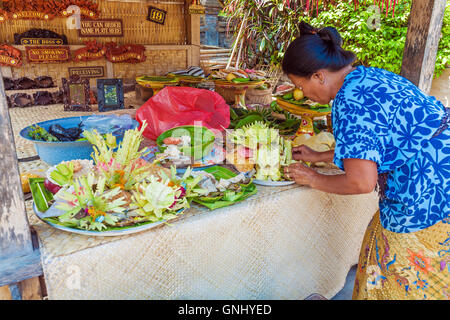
[282,21,356,77]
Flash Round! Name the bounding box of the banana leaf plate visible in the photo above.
[192,166,257,210]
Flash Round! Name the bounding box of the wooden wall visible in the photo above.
[2,44,194,88]
[0,0,187,45]
[0,0,201,86]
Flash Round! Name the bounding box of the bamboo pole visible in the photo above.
[226,11,249,69]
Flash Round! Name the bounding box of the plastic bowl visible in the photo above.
[20,116,139,165]
[156,125,215,160]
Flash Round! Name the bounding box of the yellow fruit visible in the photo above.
[293,88,304,100]
[226,73,236,81]
[20,173,42,193]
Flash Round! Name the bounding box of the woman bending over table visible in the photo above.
[282,21,449,300]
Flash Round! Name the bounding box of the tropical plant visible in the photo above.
[309,0,449,77]
[221,0,449,78]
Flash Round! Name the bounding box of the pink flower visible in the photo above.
[169,186,186,208]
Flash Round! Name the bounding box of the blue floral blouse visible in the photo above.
[332,66,449,233]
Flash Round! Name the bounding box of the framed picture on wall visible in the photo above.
[97,79,124,112]
[62,75,91,111]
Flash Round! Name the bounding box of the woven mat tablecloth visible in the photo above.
[27,184,378,300]
[11,105,379,299]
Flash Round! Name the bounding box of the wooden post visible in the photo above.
[400,0,446,94]
[0,67,43,299]
[186,1,201,67]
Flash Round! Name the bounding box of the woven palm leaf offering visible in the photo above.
[273,87,332,136]
[30,122,207,234]
[226,121,294,186]
[135,75,179,95]
[209,68,267,108]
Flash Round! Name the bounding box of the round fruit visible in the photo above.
[293,88,304,100]
[226,73,236,81]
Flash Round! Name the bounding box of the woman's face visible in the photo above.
[287,71,331,105]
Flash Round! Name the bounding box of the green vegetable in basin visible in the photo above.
[232,78,251,83]
[156,125,215,160]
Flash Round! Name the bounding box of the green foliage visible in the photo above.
[221,0,313,67]
[221,0,449,78]
[308,0,449,78]
[436,2,450,77]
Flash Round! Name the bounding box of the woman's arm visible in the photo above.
[285,158,378,195]
[292,145,334,163]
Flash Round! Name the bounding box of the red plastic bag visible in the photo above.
[135,86,230,140]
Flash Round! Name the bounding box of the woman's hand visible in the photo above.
[284,158,378,195]
[292,145,333,163]
[284,162,317,187]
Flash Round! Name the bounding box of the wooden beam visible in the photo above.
[185,1,201,66]
[400,0,446,93]
[18,277,42,300]
[0,285,12,300]
[0,62,44,299]
[0,250,43,287]
[0,66,34,259]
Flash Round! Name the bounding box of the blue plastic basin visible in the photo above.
[20,116,139,165]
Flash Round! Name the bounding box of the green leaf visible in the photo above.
[259,37,266,52]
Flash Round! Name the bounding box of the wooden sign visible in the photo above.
[147,6,166,25]
[105,43,146,63]
[25,46,71,63]
[79,19,123,37]
[1,0,100,21]
[189,4,206,15]
[0,9,7,22]
[14,29,68,46]
[72,41,106,62]
[0,54,21,67]
[69,66,105,79]
[72,49,105,62]
[0,45,22,67]
[10,11,53,20]
[20,38,64,46]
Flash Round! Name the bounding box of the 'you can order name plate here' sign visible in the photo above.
[79,19,123,37]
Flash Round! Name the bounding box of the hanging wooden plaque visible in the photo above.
[189,4,205,15]
[105,43,146,63]
[78,19,123,37]
[25,46,71,63]
[68,66,105,79]
[1,0,100,21]
[72,41,106,62]
[0,44,22,67]
[14,29,68,46]
[147,6,166,25]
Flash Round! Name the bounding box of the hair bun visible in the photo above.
[317,27,342,47]
[299,21,318,36]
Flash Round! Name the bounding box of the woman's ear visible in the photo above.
[312,71,326,85]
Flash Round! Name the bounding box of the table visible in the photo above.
[11,105,379,300]
[26,181,378,300]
